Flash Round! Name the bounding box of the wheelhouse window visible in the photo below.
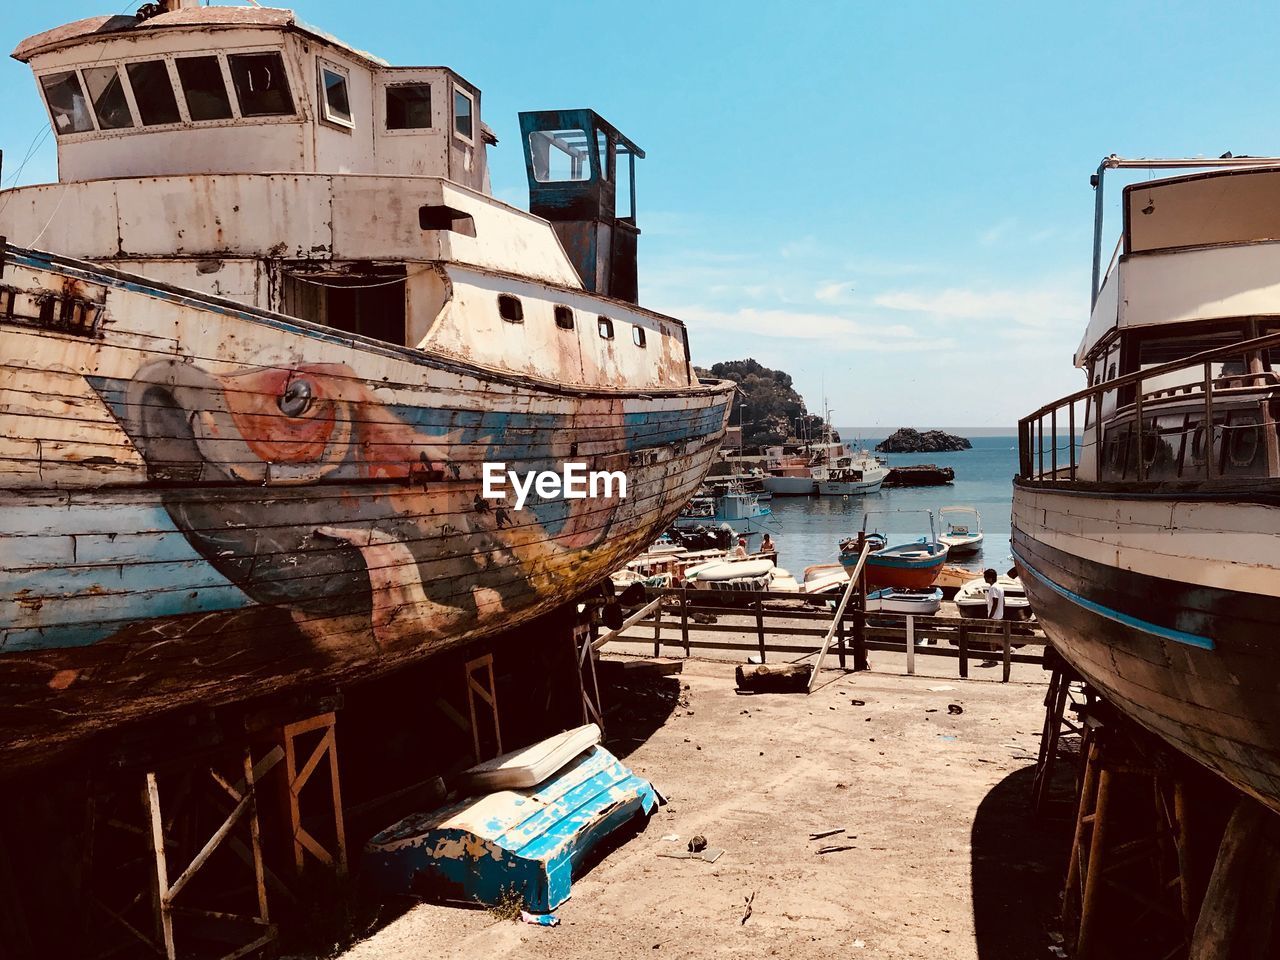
[528,128,592,182]
[453,87,474,141]
[83,66,133,130]
[176,56,233,121]
[598,316,614,340]
[125,60,181,126]
[498,294,523,323]
[40,71,93,134]
[554,305,574,330]
[319,63,353,127]
[632,325,646,347]
[228,52,294,117]
[386,84,432,129]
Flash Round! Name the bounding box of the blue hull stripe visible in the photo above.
[1013,544,1215,651]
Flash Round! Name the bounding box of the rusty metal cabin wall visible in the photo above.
[425,265,689,388]
[307,42,377,175]
[0,175,584,287]
[373,68,452,178]
[24,27,316,182]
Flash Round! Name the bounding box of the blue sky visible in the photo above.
[4,1,1278,427]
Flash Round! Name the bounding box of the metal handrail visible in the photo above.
[1019,328,1280,430]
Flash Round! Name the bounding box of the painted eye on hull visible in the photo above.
[278,378,314,417]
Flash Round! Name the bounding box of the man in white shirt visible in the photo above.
[984,568,1005,620]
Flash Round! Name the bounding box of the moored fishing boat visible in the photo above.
[864,587,943,616]
[837,511,948,590]
[814,450,889,496]
[0,2,733,771]
[1013,156,1280,813]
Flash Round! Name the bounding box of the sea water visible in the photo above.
[762,435,1019,577]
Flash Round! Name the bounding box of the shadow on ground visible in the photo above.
[971,765,1071,960]
[598,670,684,761]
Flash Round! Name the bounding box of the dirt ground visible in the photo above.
[340,652,1068,960]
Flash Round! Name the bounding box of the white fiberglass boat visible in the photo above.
[938,506,984,556]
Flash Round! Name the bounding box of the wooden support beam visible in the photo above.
[281,711,348,877]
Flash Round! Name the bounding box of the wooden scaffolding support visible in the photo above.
[1032,656,1088,816]
[280,712,348,876]
[1062,717,1194,960]
[140,750,278,960]
[465,654,503,762]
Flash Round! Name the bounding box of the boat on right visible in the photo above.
[1012,155,1280,814]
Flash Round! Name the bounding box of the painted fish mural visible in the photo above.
[0,247,734,770]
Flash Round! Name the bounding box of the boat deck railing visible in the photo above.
[1018,328,1280,485]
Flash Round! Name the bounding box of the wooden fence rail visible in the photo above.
[604,587,1047,683]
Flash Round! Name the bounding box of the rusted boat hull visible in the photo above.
[0,246,733,770]
[1013,482,1280,813]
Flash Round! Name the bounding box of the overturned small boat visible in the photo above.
[0,2,733,770]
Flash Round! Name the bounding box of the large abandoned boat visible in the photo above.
[1013,156,1280,812]
[0,2,734,769]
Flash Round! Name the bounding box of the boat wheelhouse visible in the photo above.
[1013,156,1280,813]
[0,1,734,771]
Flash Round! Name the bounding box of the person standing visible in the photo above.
[984,568,1005,620]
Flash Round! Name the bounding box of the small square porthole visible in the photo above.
[554,306,574,330]
[319,62,353,128]
[498,294,523,323]
[598,316,614,340]
[632,325,646,347]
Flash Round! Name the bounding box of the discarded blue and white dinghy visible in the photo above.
[363,738,658,912]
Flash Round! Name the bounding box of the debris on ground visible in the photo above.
[948,703,965,715]
[816,845,857,855]
[809,828,845,841]
[688,835,708,853]
[735,663,811,693]
[741,891,755,925]
[519,911,560,927]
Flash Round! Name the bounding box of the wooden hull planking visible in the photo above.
[0,247,734,770]
[1012,482,1280,813]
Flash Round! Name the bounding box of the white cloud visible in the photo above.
[673,305,934,351]
[978,217,1019,246]
[873,283,1081,328]
[814,280,856,303]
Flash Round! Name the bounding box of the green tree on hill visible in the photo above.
[701,359,837,448]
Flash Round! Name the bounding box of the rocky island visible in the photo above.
[875,428,972,453]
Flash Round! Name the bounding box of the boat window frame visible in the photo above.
[37,69,98,136]
[632,324,646,348]
[81,63,136,132]
[554,305,575,330]
[452,84,475,144]
[227,49,297,119]
[317,58,354,131]
[597,315,615,340]
[124,58,184,127]
[33,48,318,142]
[383,81,434,133]
[174,54,236,123]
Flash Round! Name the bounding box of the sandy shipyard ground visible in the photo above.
[341,650,1066,960]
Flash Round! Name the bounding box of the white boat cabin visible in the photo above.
[2,1,694,391]
[1032,160,1280,484]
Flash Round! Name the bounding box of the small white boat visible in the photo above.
[686,557,797,593]
[814,451,888,496]
[673,483,775,542]
[865,587,943,615]
[938,506,984,556]
[954,575,1033,621]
